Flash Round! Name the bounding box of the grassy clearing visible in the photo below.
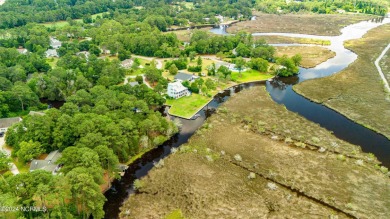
[275,46,336,68]
[41,19,82,28]
[294,23,390,139]
[228,12,375,36]
[231,69,273,82]
[120,87,390,219]
[168,27,212,42]
[256,35,331,45]
[46,57,59,68]
[40,12,104,28]
[166,94,210,119]
[14,159,28,173]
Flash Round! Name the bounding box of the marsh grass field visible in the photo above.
[256,35,331,45]
[228,12,376,36]
[294,23,390,139]
[120,87,390,219]
[275,46,336,68]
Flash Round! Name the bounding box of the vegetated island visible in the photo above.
[120,87,390,219]
[294,23,390,139]
[275,46,336,68]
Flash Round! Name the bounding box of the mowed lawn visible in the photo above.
[231,69,273,83]
[166,94,210,119]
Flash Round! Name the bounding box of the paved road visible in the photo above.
[0,135,20,175]
[374,43,390,93]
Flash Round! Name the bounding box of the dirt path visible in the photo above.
[0,136,19,175]
[374,43,390,93]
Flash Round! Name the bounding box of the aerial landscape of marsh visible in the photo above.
[0,0,389,218]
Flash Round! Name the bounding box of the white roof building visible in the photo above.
[49,37,62,49]
[45,49,59,58]
[167,81,190,99]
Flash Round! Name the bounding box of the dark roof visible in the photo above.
[29,160,57,172]
[45,150,62,163]
[29,150,62,173]
[174,72,193,81]
[0,117,21,129]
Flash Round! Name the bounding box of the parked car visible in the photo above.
[0,132,4,137]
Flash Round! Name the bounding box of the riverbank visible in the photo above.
[165,71,273,119]
[120,87,390,219]
[227,12,376,36]
[294,23,390,140]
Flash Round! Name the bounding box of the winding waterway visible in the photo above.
[104,17,390,219]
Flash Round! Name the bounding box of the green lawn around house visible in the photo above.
[166,94,211,119]
[46,57,59,68]
[165,69,273,118]
[231,69,274,83]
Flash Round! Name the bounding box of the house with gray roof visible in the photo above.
[0,117,22,133]
[129,82,139,87]
[45,49,59,58]
[49,37,62,49]
[174,72,198,83]
[30,150,62,175]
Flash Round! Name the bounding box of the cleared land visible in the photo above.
[294,23,390,139]
[228,12,375,36]
[120,87,389,219]
[275,46,336,68]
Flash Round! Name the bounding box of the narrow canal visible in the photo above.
[103,17,390,218]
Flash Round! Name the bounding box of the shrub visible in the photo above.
[133,179,144,190]
[234,154,242,162]
[267,182,278,190]
[187,65,202,72]
[248,172,256,179]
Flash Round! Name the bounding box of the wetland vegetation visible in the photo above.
[294,23,390,139]
[121,87,390,219]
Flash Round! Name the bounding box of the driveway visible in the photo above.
[0,135,20,175]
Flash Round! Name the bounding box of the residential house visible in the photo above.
[30,150,62,175]
[45,49,59,58]
[49,37,62,49]
[16,47,28,55]
[129,82,139,87]
[174,72,198,83]
[167,81,190,99]
[121,59,134,69]
[0,117,22,133]
[76,51,90,59]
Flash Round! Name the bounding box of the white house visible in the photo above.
[167,81,190,99]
